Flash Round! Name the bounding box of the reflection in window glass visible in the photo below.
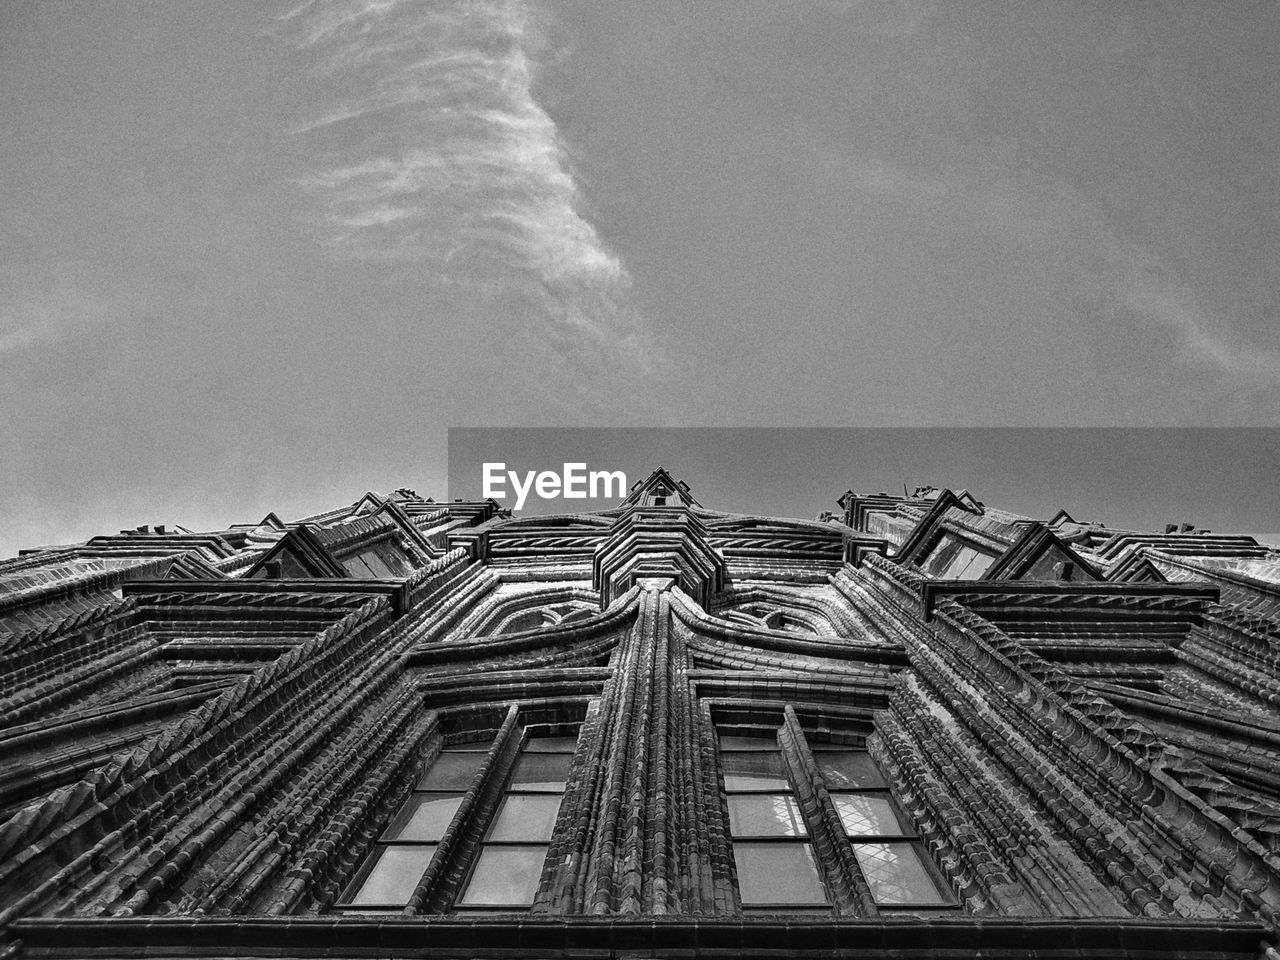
[418,752,485,790]
[455,732,578,912]
[727,794,807,836]
[458,845,547,906]
[832,794,904,836]
[385,795,463,842]
[814,752,886,789]
[347,739,496,908]
[722,752,789,790]
[719,725,829,911]
[814,748,953,910]
[852,841,950,905]
[489,794,563,841]
[350,845,437,905]
[921,537,997,580]
[734,842,827,905]
[508,754,571,791]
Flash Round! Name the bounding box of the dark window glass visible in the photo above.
[727,794,807,836]
[383,795,464,842]
[852,841,950,905]
[733,842,827,905]
[350,845,437,905]
[359,552,395,578]
[418,752,485,790]
[343,556,376,578]
[500,610,550,634]
[489,794,563,842]
[457,845,548,906]
[508,753,571,791]
[722,752,789,790]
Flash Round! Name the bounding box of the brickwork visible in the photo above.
[0,480,1277,958]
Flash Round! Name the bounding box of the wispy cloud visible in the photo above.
[277,0,652,367]
[1121,279,1280,378]
[970,176,1280,381]
[0,270,124,359]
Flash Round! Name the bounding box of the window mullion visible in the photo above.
[455,731,576,911]
[408,707,525,913]
[718,720,829,911]
[778,708,872,916]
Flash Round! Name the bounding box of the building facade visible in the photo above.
[1,470,1279,958]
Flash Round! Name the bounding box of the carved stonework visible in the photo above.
[0,476,1278,958]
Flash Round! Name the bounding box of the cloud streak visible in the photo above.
[0,270,125,359]
[278,0,652,366]
[1121,279,1280,378]
[969,175,1280,382]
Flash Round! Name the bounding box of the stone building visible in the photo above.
[1,469,1279,958]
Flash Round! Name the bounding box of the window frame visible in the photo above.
[452,734,576,913]
[718,730,832,913]
[917,530,999,580]
[337,728,580,916]
[338,741,491,913]
[809,744,957,912]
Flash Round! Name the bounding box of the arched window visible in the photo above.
[496,609,555,634]
[762,610,819,635]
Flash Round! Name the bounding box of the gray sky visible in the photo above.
[2,1,1279,556]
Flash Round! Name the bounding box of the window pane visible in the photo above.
[350,845,436,905]
[728,794,807,836]
[458,845,547,906]
[509,753,570,791]
[719,735,778,752]
[384,795,463,842]
[419,752,484,790]
[489,794,563,841]
[815,752,886,789]
[722,752,789,791]
[952,547,995,580]
[523,737,579,753]
[853,841,949,905]
[733,842,827,905]
[832,794,908,837]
